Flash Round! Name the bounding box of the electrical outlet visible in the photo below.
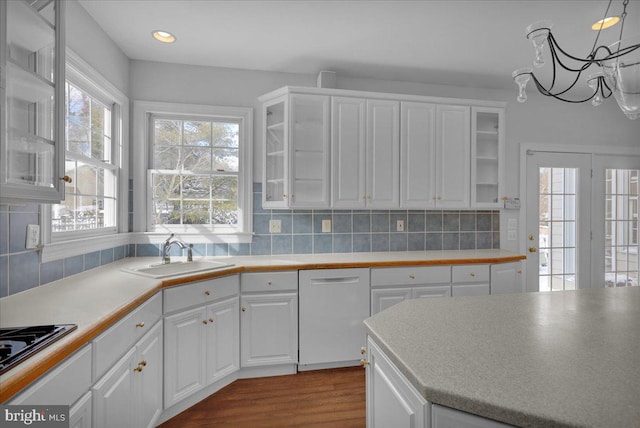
[269,219,282,233]
[322,219,332,233]
[507,230,517,241]
[507,218,517,230]
[396,220,405,232]
[26,224,40,249]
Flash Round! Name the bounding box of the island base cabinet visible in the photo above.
[92,320,162,428]
[69,392,92,428]
[366,337,429,428]
[432,404,514,428]
[490,262,524,294]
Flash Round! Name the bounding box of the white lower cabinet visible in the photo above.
[432,404,514,428]
[69,392,92,428]
[490,262,524,294]
[452,265,490,297]
[366,337,429,428]
[92,320,162,428]
[371,266,451,315]
[163,297,240,407]
[240,271,298,367]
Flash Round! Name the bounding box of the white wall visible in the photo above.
[66,0,130,96]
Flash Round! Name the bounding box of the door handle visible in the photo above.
[529,246,537,253]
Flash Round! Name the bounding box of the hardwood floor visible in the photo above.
[158,367,366,428]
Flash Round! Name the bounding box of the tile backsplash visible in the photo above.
[0,183,499,297]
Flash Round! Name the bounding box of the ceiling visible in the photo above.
[78,0,640,92]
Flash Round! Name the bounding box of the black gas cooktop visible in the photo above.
[0,324,77,375]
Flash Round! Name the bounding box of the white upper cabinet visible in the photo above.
[262,92,330,209]
[471,107,505,208]
[400,102,436,208]
[436,104,471,208]
[332,97,399,209]
[0,0,66,202]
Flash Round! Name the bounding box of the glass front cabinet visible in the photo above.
[0,0,66,203]
[471,106,504,209]
[261,91,330,209]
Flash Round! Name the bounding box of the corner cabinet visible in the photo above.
[262,92,330,209]
[471,107,505,208]
[0,0,66,203]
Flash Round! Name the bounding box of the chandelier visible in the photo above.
[512,0,640,119]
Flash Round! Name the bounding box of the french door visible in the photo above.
[525,152,591,292]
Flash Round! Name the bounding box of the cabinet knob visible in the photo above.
[517,269,523,274]
[134,366,143,372]
[267,281,272,286]
[202,320,208,325]
[360,359,369,367]
[60,175,73,183]
[283,194,287,199]
[135,322,145,328]
[241,307,246,312]
[204,290,210,296]
[437,196,442,200]
[209,317,214,323]
[361,347,366,355]
[409,274,415,280]
[139,360,147,367]
[470,273,475,277]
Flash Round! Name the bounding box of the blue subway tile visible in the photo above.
[253,192,269,214]
[0,212,8,255]
[272,235,292,255]
[333,213,353,233]
[371,234,390,252]
[353,213,371,233]
[477,232,492,249]
[390,233,408,251]
[493,232,501,248]
[114,246,125,260]
[9,252,39,295]
[460,213,476,231]
[251,235,272,255]
[101,249,115,265]
[9,212,38,253]
[492,212,500,231]
[64,255,84,277]
[229,243,250,256]
[272,213,292,234]
[313,235,332,253]
[426,233,443,251]
[84,251,101,270]
[477,213,492,231]
[292,214,312,233]
[212,244,229,256]
[353,234,371,253]
[0,256,8,298]
[443,212,459,232]
[408,233,426,251]
[408,213,425,232]
[189,243,206,257]
[253,214,271,234]
[137,244,159,257]
[41,259,64,285]
[293,235,313,254]
[333,234,352,253]
[426,213,443,232]
[372,212,390,233]
[443,233,460,250]
[460,232,476,250]
[390,212,407,231]
[313,213,332,234]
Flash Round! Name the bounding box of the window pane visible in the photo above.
[184,121,211,146]
[213,147,239,172]
[67,84,91,157]
[154,146,181,170]
[183,147,212,171]
[212,176,238,225]
[213,123,239,148]
[155,120,181,146]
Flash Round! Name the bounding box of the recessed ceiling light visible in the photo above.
[591,16,620,30]
[152,30,176,43]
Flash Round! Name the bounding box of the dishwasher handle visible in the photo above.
[308,276,361,285]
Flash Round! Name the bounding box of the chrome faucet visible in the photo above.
[162,233,193,264]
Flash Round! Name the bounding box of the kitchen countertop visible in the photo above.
[364,287,640,428]
[0,249,523,402]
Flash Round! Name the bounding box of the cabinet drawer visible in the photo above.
[452,265,490,283]
[93,293,162,381]
[371,265,450,286]
[11,345,92,406]
[241,271,298,292]
[164,274,239,314]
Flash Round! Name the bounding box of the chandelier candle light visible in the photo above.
[512,0,640,119]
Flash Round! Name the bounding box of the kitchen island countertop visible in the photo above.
[364,286,640,428]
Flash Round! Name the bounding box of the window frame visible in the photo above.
[132,101,253,244]
[41,49,129,262]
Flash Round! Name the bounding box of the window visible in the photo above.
[52,82,117,234]
[150,117,239,228]
[133,101,252,239]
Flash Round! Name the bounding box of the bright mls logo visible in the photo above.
[0,405,68,427]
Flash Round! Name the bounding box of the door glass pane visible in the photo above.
[539,167,577,292]
[604,169,639,287]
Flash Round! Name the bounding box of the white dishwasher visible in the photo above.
[298,268,370,370]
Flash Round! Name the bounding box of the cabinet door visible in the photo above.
[263,95,288,208]
[471,107,504,208]
[92,348,136,428]
[432,404,513,427]
[367,99,399,208]
[206,297,240,384]
[490,262,524,294]
[289,94,330,208]
[436,105,470,208]
[1,0,66,202]
[164,307,207,407]
[240,293,298,367]
[400,102,437,208]
[332,97,366,208]
[136,321,163,428]
[69,392,92,428]
[367,338,428,428]
[371,287,412,315]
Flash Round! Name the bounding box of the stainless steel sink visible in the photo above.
[122,260,234,278]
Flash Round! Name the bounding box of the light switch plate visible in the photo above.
[396,220,404,232]
[26,224,40,248]
[322,219,332,233]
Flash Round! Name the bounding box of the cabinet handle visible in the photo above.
[241,307,246,312]
[60,175,72,183]
[134,366,143,372]
[209,317,214,323]
[204,290,210,296]
[361,347,366,355]
[135,322,145,328]
[360,359,369,367]
[409,274,415,280]
[202,320,208,325]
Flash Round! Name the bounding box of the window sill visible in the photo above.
[41,233,131,263]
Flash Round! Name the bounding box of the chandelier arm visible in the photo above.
[547,33,598,64]
[599,78,614,99]
[548,37,597,75]
[530,73,597,103]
